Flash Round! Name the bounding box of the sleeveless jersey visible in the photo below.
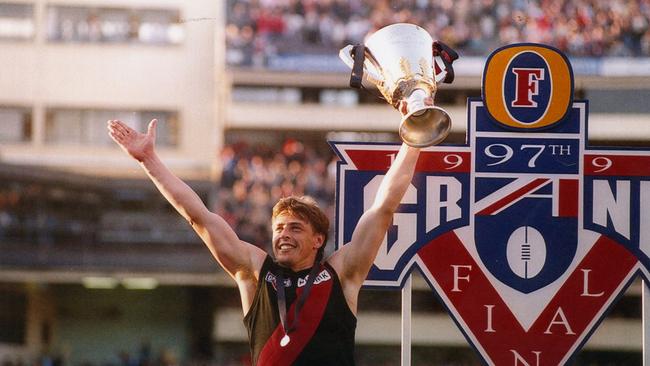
[243,256,357,365]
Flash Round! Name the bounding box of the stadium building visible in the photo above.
[1,0,650,364]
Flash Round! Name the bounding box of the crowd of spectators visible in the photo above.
[214,138,337,253]
[225,0,650,68]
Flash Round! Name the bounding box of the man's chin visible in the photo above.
[274,253,293,267]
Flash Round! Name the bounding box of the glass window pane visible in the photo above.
[46,5,183,45]
[45,109,83,144]
[45,108,178,147]
[0,107,32,142]
[0,3,34,40]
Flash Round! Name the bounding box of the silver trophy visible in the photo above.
[339,23,452,147]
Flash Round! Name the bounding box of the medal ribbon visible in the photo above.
[276,262,322,338]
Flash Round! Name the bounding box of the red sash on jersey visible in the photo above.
[257,268,333,366]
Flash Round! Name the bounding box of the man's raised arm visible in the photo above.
[329,142,420,308]
[107,119,266,283]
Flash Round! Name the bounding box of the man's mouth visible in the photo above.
[277,242,296,251]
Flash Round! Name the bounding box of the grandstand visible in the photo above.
[0,0,649,365]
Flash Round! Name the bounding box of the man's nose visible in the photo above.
[278,227,291,237]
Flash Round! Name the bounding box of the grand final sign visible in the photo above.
[333,43,650,365]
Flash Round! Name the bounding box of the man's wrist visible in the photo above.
[137,151,158,166]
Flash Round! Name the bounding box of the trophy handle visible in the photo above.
[433,55,447,83]
[339,45,383,85]
[338,45,356,69]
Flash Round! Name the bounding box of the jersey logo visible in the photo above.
[266,270,332,290]
[334,43,648,365]
[266,272,291,291]
[298,270,331,287]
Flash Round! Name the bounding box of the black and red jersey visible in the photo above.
[243,255,357,365]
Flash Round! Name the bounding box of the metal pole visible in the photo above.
[641,280,650,366]
[402,274,412,366]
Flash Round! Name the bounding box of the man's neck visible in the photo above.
[279,260,318,273]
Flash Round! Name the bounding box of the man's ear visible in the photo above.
[314,234,325,249]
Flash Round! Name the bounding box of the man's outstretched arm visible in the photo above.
[107,119,266,286]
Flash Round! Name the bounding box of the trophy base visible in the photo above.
[400,106,451,147]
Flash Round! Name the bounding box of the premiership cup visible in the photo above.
[339,23,452,147]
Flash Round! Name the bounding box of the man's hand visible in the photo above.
[108,119,157,162]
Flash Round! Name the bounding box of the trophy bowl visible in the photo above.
[339,23,452,147]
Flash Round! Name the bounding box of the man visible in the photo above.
[107,99,424,365]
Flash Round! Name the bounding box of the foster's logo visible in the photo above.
[483,44,573,130]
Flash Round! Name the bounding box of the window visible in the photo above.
[45,108,179,147]
[0,3,34,40]
[231,87,301,104]
[0,106,32,142]
[46,5,183,45]
[0,289,26,344]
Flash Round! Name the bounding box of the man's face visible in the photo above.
[271,213,323,271]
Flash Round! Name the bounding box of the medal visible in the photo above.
[280,334,290,347]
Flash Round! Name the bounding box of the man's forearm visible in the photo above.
[373,144,420,212]
[139,153,209,226]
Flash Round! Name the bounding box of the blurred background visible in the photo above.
[0,0,649,365]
